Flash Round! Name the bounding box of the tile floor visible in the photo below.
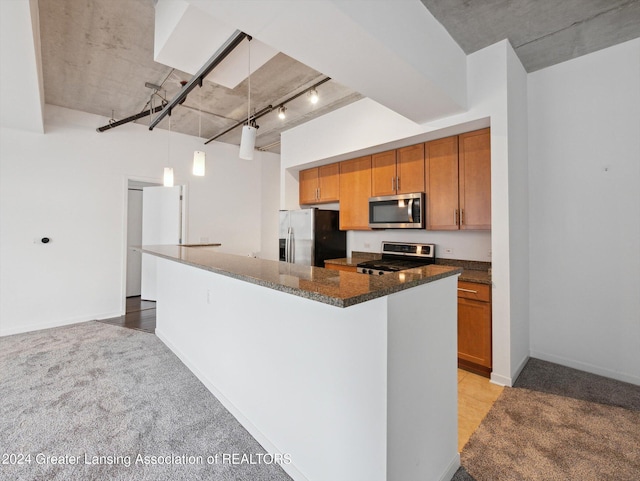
[458,369,504,452]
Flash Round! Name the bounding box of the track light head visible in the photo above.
[278,106,286,120]
[309,88,319,104]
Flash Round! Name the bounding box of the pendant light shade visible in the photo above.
[163,167,174,187]
[239,125,257,160]
[193,150,206,176]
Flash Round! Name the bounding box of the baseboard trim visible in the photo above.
[440,453,461,481]
[530,350,640,386]
[0,311,122,337]
[155,329,310,481]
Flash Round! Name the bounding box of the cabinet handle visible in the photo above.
[391,177,395,192]
[396,176,400,192]
[458,288,478,294]
[460,209,464,225]
[454,209,459,225]
[316,187,320,201]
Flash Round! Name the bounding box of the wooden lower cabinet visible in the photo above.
[457,280,492,377]
[324,263,357,273]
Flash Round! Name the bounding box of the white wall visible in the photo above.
[528,39,640,384]
[0,105,280,336]
[280,40,530,385]
[506,44,530,380]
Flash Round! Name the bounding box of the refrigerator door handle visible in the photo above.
[290,228,295,263]
[286,227,293,263]
[285,230,289,262]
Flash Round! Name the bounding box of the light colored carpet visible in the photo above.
[461,387,640,481]
[0,321,293,481]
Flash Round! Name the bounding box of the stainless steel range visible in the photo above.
[356,242,436,275]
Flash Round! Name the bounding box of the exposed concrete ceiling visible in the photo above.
[36,0,639,155]
[421,0,640,72]
[38,0,362,153]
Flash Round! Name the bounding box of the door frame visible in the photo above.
[120,175,188,316]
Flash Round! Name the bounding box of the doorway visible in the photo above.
[126,180,160,298]
[123,180,184,332]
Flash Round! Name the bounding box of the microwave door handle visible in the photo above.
[407,198,414,223]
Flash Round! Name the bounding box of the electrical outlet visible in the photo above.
[364,242,371,249]
[444,248,453,254]
[207,289,212,304]
[200,236,209,243]
[488,250,492,259]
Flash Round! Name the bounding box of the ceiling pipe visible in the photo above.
[148,30,247,130]
[96,104,164,132]
[204,76,332,145]
[205,105,274,145]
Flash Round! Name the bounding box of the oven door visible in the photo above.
[369,193,424,229]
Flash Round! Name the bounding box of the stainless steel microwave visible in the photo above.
[369,193,425,229]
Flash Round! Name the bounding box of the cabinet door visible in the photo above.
[318,163,340,202]
[339,156,371,230]
[457,297,492,369]
[459,128,491,230]
[371,150,397,197]
[299,168,319,205]
[397,143,425,194]
[425,136,459,230]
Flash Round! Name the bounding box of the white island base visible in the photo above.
[155,256,460,481]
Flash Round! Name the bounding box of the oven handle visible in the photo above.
[407,198,414,223]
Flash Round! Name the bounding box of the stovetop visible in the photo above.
[357,242,435,275]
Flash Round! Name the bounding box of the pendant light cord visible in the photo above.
[247,37,251,125]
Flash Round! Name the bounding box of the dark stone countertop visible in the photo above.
[140,245,462,308]
[324,254,492,285]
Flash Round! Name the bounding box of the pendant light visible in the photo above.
[239,37,256,160]
[192,83,206,176]
[164,115,174,187]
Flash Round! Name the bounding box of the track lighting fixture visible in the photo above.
[278,106,287,120]
[309,88,319,104]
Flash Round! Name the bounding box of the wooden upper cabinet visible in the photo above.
[318,163,340,202]
[371,145,425,197]
[397,143,425,194]
[339,156,371,230]
[299,163,340,205]
[425,136,459,230]
[425,129,491,231]
[371,150,397,197]
[299,168,319,205]
[459,128,491,230]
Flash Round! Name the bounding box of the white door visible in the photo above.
[141,186,182,300]
[126,189,143,297]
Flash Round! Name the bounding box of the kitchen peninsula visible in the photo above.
[142,245,462,481]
